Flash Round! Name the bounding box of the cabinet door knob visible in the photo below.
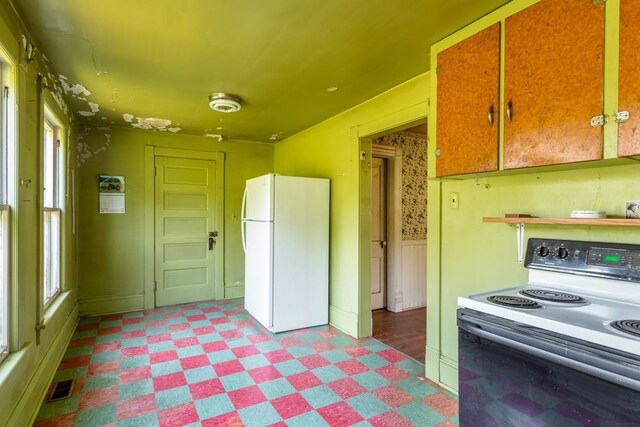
[506,100,513,122]
[488,104,495,127]
[435,148,442,157]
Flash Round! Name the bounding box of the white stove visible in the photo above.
[458,238,640,355]
[457,238,640,426]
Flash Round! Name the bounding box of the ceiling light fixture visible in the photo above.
[209,92,242,113]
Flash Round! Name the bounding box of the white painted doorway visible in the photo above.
[371,156,388,310]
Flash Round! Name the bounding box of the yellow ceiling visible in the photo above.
[13,0,510,142]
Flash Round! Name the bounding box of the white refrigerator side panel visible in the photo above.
[272,176,329,332]
[244,174,274,221]
[243,221,273,329]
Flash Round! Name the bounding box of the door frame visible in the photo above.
[356,108,427,338]
[371,144,403,313]
[143,146,225,309]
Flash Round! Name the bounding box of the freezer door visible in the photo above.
[272,176,329,332]
[244,174,274,221]
[244,221,273,329]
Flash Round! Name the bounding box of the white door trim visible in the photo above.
[144,146,225,309]
[372,144,403,312]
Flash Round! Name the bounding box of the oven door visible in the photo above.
[458,308,640,427]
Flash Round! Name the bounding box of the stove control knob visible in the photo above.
[558,247,569,259]
[539,246,550,257]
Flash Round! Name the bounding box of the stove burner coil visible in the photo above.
[486,295,541,309]
[519,289,586,304]
[610,320,640,338]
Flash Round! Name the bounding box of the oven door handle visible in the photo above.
[460,320,640,392]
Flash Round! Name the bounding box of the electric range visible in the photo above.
[457,238,640,427]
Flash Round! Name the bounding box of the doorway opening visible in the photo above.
[369,121,427,362]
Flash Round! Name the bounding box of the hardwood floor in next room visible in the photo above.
[372,307,426,362]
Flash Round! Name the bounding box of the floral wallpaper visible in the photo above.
[372,131,428,240]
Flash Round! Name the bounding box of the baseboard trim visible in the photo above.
[439,356,458,394]
[79,294,144,316]
[9,303,78,426]
[328,304,358,338]
[224,285,244,299]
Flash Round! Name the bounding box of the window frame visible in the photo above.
[0,52,15,364]
[42,108,63,310]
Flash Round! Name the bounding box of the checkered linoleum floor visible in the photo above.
[35,299,458,426]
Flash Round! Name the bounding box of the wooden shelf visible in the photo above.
[483,217,640,227]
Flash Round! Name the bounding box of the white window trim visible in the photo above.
[42,107,64,311]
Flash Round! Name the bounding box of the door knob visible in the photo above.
[209,231,217,250]
[380,240,387,248]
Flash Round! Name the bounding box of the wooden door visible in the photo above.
[503,0,604,169]
[618,0,640,157]
[371,157,387,310]
[436,23,500,177]
[155,156,218,306]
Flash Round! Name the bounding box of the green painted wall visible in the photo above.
[430,164,640,391]
[0,2,79,425]
[77,126,273,315]
[273,74,429,337]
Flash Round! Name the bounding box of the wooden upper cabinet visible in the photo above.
[503,0,604,169]
[618,0,640,157]
[436,23,500,177]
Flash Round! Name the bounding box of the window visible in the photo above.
[42,112,62,308]
[0,57,14,363]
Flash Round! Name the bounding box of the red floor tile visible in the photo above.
[228,385,267,409]
[263,349,293,364]
[328,377,367,399]
[287,371,322,391]
[369,410,415,427]
[88,360,120,376]
[248,365,282,384]
[153,372,187,392]
[119,366,152,384]
[58,355,91,370]
[377,348,407,363]
[373,385,415,407]
[317,401,365,427]
[271,393,313,419]
[423,392,459,418]
[179,354,210,370]
[201,411,243,427]
[117,393,155,420]
[78,385,119,410]
[158,402,199,427]
[298,354,330,370]
[121,345,149,358]
[213,359,244,377]
[375,364,412,382]
[231,345,259,359]
[189,378,224,400]
[202,341,228,353]
[147,333,172,344]
[335,359,369,375]
[150,350,178,364]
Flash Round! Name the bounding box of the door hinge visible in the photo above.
[593,0,605,5]
[154,280,157,291]
[154,166,157,177]
[3,86,8,98]
[590,115,606,127]
[435,65,443,74]
[615,110,630,123]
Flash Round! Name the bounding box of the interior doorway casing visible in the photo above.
[355,107,428,338]
[371,144,403,313]
[143,146,225,309]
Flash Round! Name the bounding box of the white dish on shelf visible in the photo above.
[570,210,607,219]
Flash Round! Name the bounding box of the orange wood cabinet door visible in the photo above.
[618,0,640,157]
[436,23,500,177]
[503,0,604,169]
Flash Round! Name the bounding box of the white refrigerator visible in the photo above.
[241,173,330,333]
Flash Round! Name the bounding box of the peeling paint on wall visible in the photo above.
[76,125,112,166]
[205,134,225,142]
[123,113,134,123]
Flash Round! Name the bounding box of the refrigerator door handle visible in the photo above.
[241,186,248,221]
[241,186,248,253]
